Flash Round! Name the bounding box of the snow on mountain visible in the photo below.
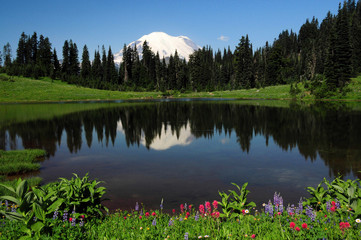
[114,32,200,64]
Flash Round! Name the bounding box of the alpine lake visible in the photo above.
[1,99,361,211]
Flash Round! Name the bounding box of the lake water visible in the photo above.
[1,99,361,211]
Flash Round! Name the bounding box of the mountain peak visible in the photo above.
[114,32,200,64]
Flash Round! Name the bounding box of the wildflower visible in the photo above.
[160,199,164,210]
[152,218,157,226]
[189,205,192,211]
[199,204,205,214]
[305,206,316,221]
[245,209,249,214]
[69,217,73,222]
[71,217,76,226]
[80,215,84,219]
[198,236,202,239]
[339,222,350,231]
[277,212,281,216]
[152,212,157,217]
[204,235,209,238]
[180,204,184,213]
[356,219,361,223]
[168,218,174,226]
[302,223,308,229]
[184,232,189,240]
[147,227,150,230]
[52,210,59,220]
[205,201,211,213]
[139,215,142,219]
[290,222,296,229]
[135,202,139,211]
[63,210,68,222]
[331,201,336,206]
[186,212,190,218]
[145,212,150,217]
[330,206,336,212]
[140,227,143,230]
[251,234,256,239]
[195,212,200,221]
[295,227,300,231]
[79,218,84,227]
[172,209,176,214]
[124,216,127,220]
[242,209,245,215]
[245,234,248,237]
[212,200,218,209]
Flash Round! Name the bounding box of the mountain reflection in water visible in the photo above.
[1,100,361,210]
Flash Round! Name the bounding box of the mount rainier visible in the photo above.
[114,32,200,64]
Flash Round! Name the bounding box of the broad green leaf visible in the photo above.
[31,221,44,233]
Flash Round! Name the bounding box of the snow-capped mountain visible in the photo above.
[114,32,200,64]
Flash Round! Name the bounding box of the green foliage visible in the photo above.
[218,182,256,219]
[304,175,361,217]
[0,173,107,238]
[52,173,108,218]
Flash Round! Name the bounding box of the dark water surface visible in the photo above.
[1,100,361,211]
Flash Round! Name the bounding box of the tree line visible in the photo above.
[1,0,361,96]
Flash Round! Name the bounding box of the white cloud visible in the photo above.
[217,35,229,42]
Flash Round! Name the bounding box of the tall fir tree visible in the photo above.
[81,45,91,82]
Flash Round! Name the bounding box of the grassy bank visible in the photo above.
[0,149,46,175]
[1,73,361,103]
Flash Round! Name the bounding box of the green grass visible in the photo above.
[1,73,361,103]
[0,149,46,175]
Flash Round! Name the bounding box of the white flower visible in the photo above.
[204,235,209,238]
[356,219,361,223]
[262,203,266,207]
[245,209,249,214]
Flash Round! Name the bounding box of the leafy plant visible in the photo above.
[218,182,256,219]
[50,173,108,218]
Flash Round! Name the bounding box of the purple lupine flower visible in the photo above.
[335,199,341,209]
[79,218,84,227]
[152,218,157,226]
[5,200,8,207]
[268,200,273,216]
[326,201,331,212]
[179,217,184,222]
[71,217,76,226]
[53,210,58,220]
[287,204,295,216]
[195,212,200,221]
[184,232,189,240]
[298,198,303,214]
[140,209,143,216]
[63,210,68,222]
[265,203,269,215]
[279,204,284,213]
[274,192,282,206]
[305,206,316,221]
[11,205,16,212]
[135,202,139,211]
[168,218,174,226]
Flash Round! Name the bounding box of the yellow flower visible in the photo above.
[205,236,209,238]
[318,202,321,204]
[245,234,248,237]
[167,236,170,238]
[147,227,150,230]
[228,234,232,237]
[254,218,257,220]
[325,228,327,230]
[356,219,361,223]
[198,236,202,239]
[184,217,188,220]
[140,227,143,230]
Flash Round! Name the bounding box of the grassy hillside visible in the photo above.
[1,73,361,103]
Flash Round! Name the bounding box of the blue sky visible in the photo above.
[1,0,342,58]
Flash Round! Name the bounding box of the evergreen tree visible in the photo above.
[16,32,27,65]
[37,35,52,76]
[101,45,107,85]
[92,50,102,88]
[51,48,60,80]
[81,45,91,82]
[106,46,118,86]
[3,43,12,68]
[62,40,70,79]
[69,40,80,77]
